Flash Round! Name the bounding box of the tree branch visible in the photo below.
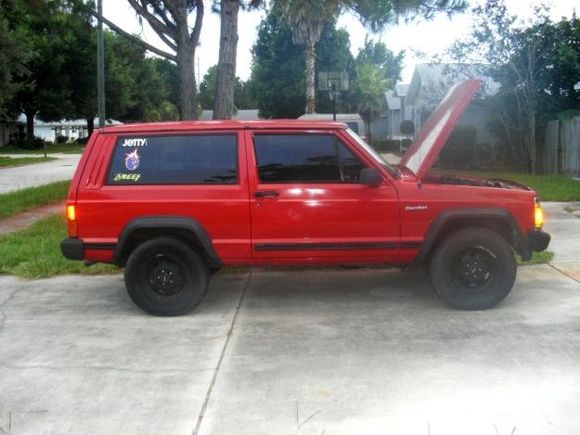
[149,1,177,29]
[88,9,176,61]
[190,0,204,45]
[127,0,177,45]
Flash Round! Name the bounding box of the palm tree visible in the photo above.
[274,0,466,115]
[276,0,340,114]
[353,63,391,145]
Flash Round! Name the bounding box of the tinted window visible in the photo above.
[107,134,237,185]
[254,134,365,183]
[339,144,365,181]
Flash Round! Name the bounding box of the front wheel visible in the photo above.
[430,228,517,310]
[124,237,209,316]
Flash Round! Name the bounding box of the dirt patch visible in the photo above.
[0,202,64,235]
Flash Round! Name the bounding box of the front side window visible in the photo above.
[253,133,366,183]
[107,134,237,185]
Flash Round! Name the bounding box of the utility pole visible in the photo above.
[97,0,106,128]
[331,83,337,121]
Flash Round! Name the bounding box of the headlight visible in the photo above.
[534,200,544,229]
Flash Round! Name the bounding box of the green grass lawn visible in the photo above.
[0,213,552,280]
[443,170,580,201]
[0,144,85,154]
[0,156,56,168]
[0,180,70,219]
[518,250,554,266]
[0,214,119,279]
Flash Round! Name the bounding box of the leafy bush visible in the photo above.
[55,135,69,144]
[400,120,415,136]
[8,133,45,150]
[74,137,89,145]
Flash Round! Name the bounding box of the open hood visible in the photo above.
[399,79,481,178]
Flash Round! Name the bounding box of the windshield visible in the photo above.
[345,128,400,178]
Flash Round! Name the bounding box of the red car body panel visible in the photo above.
[65,80,541,267]
[244,129,402,263]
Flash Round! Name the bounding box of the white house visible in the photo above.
[385,63,500,143]
[0,116,121,147]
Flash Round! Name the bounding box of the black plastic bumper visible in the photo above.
[61,238,84,261]
[528,230,551,253]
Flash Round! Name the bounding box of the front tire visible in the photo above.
[124,237,209,316]
[430,228,517,310]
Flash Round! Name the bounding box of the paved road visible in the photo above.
[0,154,80,193]
[1,160,579,434]
[1,265,579,435]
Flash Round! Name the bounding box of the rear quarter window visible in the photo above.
[107,134,237,185]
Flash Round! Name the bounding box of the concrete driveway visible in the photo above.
[0,154,80,193]
[1,263,579,435]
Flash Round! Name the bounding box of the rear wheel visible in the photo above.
[430,228,516,310]
[124,237,209,316]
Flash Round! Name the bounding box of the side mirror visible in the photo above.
[359,167,382,187]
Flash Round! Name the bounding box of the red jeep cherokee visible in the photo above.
[61,80,550,315]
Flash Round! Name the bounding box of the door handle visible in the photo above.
[254,190,279,198]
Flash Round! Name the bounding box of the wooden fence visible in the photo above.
[543,116,580,177]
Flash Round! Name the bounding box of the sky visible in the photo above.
[101,0,577,85]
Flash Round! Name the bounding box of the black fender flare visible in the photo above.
[415,208,530,263]
[113,216,223,268]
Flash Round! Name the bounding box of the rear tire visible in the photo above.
[430,228,516,310]
[124,237,209,316]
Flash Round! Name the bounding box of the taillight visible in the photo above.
[534,200,544,229]
[66,205,76,221]
[66,204,78,237]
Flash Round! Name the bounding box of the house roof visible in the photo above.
[298,113,363,121]
[199,109,260,121]
[384,90,401,110]
[394,84,409,97]
[405,63,499,106]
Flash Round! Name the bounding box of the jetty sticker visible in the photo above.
[122,138,147,147]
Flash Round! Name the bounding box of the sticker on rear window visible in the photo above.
[124,149,140,170]
[122,138,147,147]
[112,173,141,182]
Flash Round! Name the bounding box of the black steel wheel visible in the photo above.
[430,228,517,310]
[124,237,209,316]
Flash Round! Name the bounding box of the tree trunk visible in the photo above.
[174,2,199,121]
[176,44,197,120]
[304,42,316,114]
[25,108,35,143]
[213,0,239,120]
[90,0,204,121]
[86,117,95,137]
[365,121,372,145]
[529,112,536,174]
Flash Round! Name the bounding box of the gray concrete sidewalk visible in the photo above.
[0,154,80,193]
[1,265,579,435]
[543,202,580,263]
[543,202,580,281]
